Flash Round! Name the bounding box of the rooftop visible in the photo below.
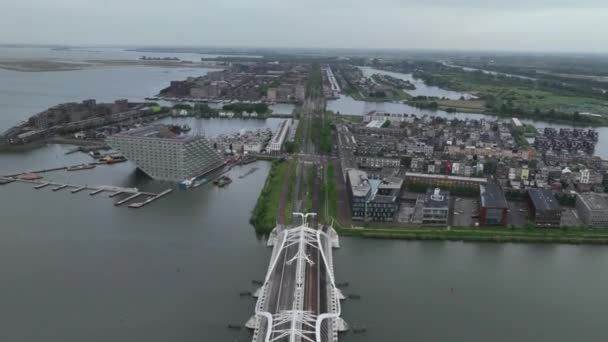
[422,188,450,208]
[348,169,371,198]
[406,172,487,184]
[528,188,560,211]
[480,184,508,208]
[378,177,403,190]
[118,125,194,141]
[578,192,608,211]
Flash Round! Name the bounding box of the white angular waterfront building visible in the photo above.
[107,125,223,181]
[268,119,290,153]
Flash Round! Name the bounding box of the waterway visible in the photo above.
[0,66,213,130]
[359,66,477,99]
[2,47,608,341]
[441,62,537,81]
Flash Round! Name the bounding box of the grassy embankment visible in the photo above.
[336,225,608,245]
[250,159,290,233]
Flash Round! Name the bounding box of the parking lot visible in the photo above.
[561,208,583,227]
[507,201,529,226]
[452,197,478,227]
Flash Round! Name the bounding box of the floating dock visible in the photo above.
[2,175,172,210]
[89,188,104,196]
[128,189,172,209]
[115,193,143,206]
[108,191,124,198]
[71,186,86,193]
[34,182,50,189]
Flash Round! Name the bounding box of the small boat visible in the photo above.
[101,155,127,164]
[239,291,252,297]
[67,164,96,171]
[128,202,145,209]
[181,177,208,189]
[214,176,232,187]
[179,178,195,189]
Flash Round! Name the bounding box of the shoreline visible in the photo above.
[336,225,608,245]
[0,58,218,72]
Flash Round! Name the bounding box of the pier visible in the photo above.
[51,184,68,192]
[109,191,124,198]
[127,189,173,209]
[0,177,170,210]
[89,188,104,196]
[115,193,143,206]
[34,183,50,189]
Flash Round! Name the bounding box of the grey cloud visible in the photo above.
[0,0,607,52]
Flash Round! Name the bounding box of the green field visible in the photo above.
[410,67,608,125]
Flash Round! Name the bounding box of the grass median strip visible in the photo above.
[250,160,289,233]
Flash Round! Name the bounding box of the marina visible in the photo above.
[0,176,170,209]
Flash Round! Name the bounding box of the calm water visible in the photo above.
[0,66,212,130]
[359,66,476,99]
[2,48,608,341]
[0,46,260,63]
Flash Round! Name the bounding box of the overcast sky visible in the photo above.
[2,0,608,52]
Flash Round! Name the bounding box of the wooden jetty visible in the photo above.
[71,186,87,193]
[108,191,124,198]
[89,188,104,196]
[128,189,172,209]
[34,182,50,189]
[3,177,171,209]
[52,184,68,192]
[115,193,143,206]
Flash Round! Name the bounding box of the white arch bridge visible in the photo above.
[247,213,348,342]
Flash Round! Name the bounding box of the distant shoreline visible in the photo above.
[0,58,217,72]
